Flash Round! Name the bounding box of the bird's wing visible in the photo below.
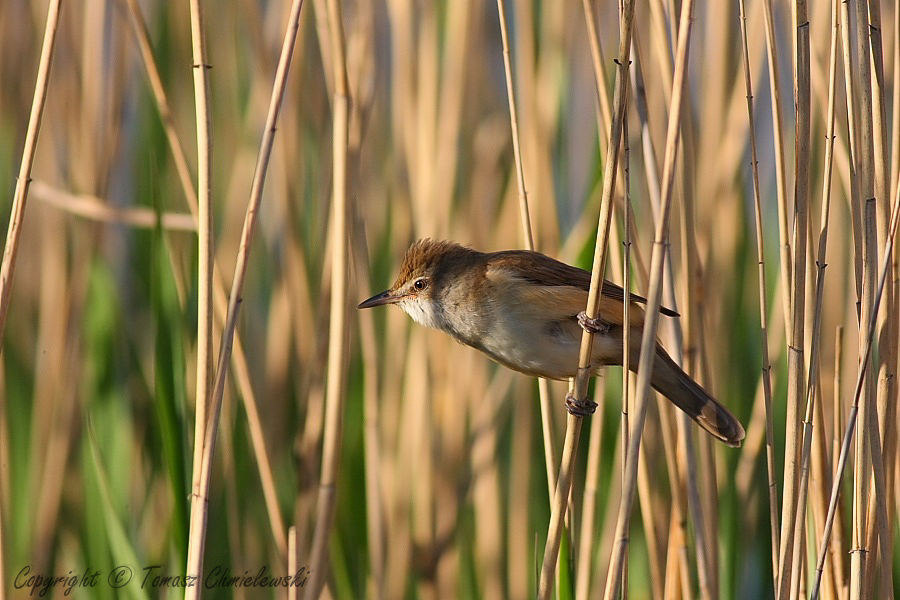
[486,250,678,323]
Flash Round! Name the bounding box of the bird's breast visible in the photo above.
[446,298,579,379]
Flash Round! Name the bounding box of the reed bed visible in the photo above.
[0,0,898,598]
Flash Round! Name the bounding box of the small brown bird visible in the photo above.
[359,239,745,447]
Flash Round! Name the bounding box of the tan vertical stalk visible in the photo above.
[619,109,633,597]
[738,0,780,583]
[0,7,62,588]
[788,3,840,596]
[288,527,298,600]
[812,162,900,600]
[601,0,694,594]
[184,0,305,591]
[0,0,62,348]
[760,0,793,337]
[121,0,287,557]
[893,0,900,204]
[849,0,878,592]
[830,326,846,593]
[496,0,534,250]
[840,0,864,301]
[352,240,385,599]
[0,364,5,595]
[629,40,695,595]
[809,385,838,600]
[186,0,215,514]
[121,0,198,213]
[868,0,898,591]
[775,0,811,593]
[862,389,893,599]
[581,0,614,156]
[536,0,635,595]
[305,0,350,594]
[495,0,560,524]
[575,384,607,600]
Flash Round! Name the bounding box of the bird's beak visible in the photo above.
[358,289,400,309]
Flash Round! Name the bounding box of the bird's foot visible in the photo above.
[577,311,611,334]
[565,392,598,417]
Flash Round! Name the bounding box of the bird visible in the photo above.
[358,239,745,447]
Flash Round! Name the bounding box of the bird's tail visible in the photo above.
[648,346,745,447]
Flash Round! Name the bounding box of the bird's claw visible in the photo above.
[577,311,611,334]
[565,392,598,417]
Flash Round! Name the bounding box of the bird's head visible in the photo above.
[357,239,473,329]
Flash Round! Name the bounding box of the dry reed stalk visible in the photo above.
[382,331,421,599]
[0,0,63,568]
[29,181,196,231]
[495,0,561,530]
[644,0,722,583]
[893,2,900,204]
[0,0,61,349]
[619,112,633,597]
[184,0,305,591]
[674,110,717,600]
[622,97,632,478]
[432,1,471,235]
[185,0,215,531]
[775,0,811,593]
[809,381,838,600]
[581,0,614,154]
[536,0,635,594]
[496,0,534,250]
[121,0,198,212]
[119,11,295,545]
[579,0,634,253]
[606,219,667,599]
[591,435,625,591]
[507,392,531,600]
[868,0,890,237]
[788,5,839,596]
[629,37,697,596]
[831,326,847,593]
[737,0,780,582]
[303,0,352,593]
[733,280,785,496]
[861,391,893,599]
[470,373,504,600]
[351,249,386,599]
[514,1,560,248]
[288,526,298,600]
[679,411,713,600]
[812,155,900,600]
[339,22,385,595]
[839,0,864,302]
[601,0,694,594]
[218,398,247,600]
[384,0,415,226]
[760,0,793,338]
[0,360,5,595]
[411,2,439,237]
[868,0,899,591]
[29,213,78,570]
[223,304,289,557]
[848,0,878,593]
[409,340,436,600]
[575,383,607,599]
[635,430,665,599]
[646,0,672,105]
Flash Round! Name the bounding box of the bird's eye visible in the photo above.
[413,278,428,291]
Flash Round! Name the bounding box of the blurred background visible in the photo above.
[0,0,897,598]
